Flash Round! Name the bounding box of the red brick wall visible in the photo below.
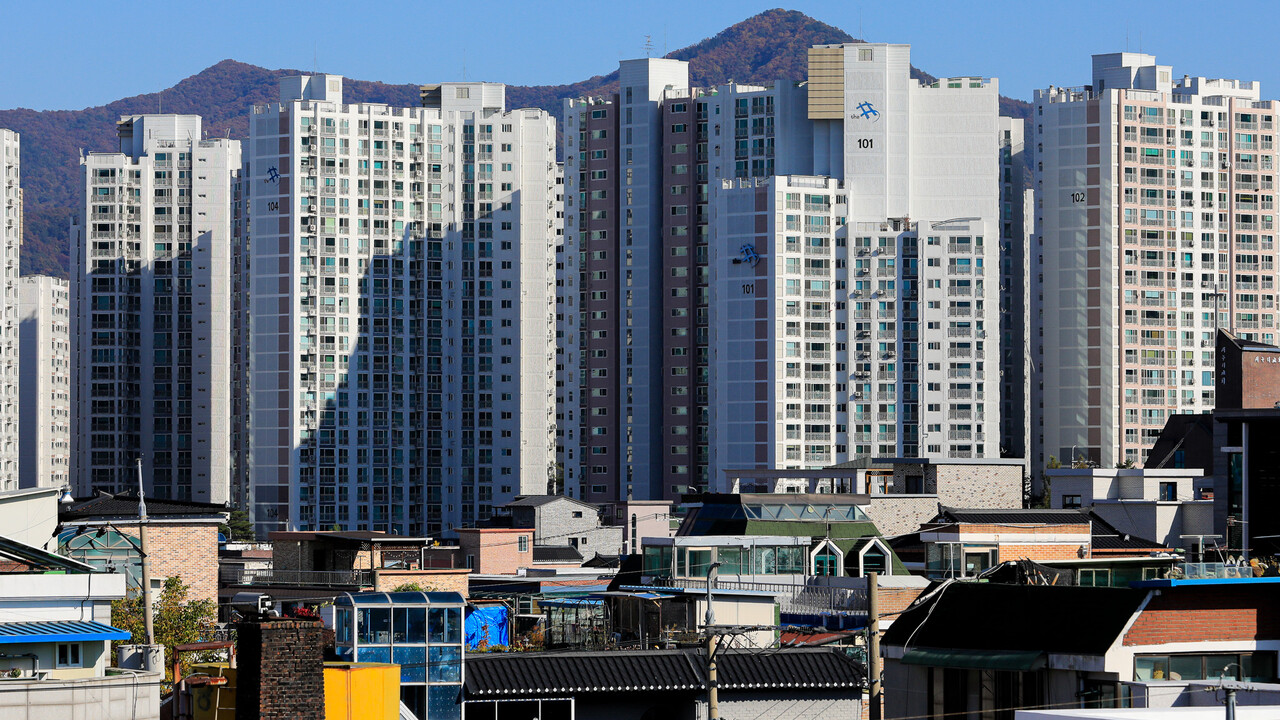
[996,542,1086,563]
[235,619,324,720]
[372,568,470,595]
[1124,586,1280,646]
[121,523,221,605]
[879,586,926,620]
[456,530,532,574]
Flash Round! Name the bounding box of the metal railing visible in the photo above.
[220,567,371,587]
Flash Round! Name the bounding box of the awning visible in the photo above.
[0,620,131,644]
[901,647,1045,672]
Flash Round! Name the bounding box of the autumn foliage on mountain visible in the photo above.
[0,9,1031,277]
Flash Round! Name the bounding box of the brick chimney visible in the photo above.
[235,619,325,720]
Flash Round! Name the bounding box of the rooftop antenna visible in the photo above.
[462,48,467,81]
[314,41,318,75]
[859,8,863,41]
[643,35,654,58]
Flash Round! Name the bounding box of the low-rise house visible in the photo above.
[882,576,1280,718]
[1047,467,1215,549]
[58,491,228,604]
[0,534,160,719]
[222,531,469,613]
[502,495,624,559]
[896,507,1172,580]
[455,527,533,574]
[723,457,1025,538]
[462,647,864,720]
[639,493,927,629]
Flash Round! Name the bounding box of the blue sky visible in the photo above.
[3,0,1278,111]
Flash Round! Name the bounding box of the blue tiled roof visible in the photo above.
[0,620,130,644]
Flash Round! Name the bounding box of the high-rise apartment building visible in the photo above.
[19,276,71,489]
[1034,53,1278,468]
[246,76,558,537]
[73,115,240,502]
[562,61,813,505]
[709,44,1004,480]
[565,44,1020,499]
[998,117,1032,463]
[0,131,20,490]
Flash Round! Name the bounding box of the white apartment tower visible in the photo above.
[247,76,558,537]
[709,44,1004,483]
[73,115,240,502]
[0,131,20,490]
[1034,53,1278,468]
[19,276,71,489]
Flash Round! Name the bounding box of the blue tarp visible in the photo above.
[464,605,509,649]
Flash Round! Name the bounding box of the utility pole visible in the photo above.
[705,562,722,720]
[1225,685,1236,720]
[137,458,154,647]
[869,572,881,720]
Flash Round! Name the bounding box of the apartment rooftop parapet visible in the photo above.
[252,101,419,117]
[1035,85,1098,103]
[924,76,993,90]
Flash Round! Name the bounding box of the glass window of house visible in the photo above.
[358,607,391,644]
[428,607,461,644]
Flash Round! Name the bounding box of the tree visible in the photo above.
[111,576,219,686]
[218,508,255,541]
[389,582,436,592]
[1046,455,1062,470]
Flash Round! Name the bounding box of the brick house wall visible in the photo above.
[120,523,221,605]
[878,585,927,620]
[235,619,324,720]
[371,568,470,595]
[1123,586,1280,646]
[513,499,625,559]
[456,529,532,574]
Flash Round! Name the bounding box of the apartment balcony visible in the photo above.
[220,567,372,588]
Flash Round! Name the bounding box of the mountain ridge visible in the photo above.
[0,9,1031,277]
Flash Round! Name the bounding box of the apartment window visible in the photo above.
[518,536,529,553]
[1158,482,1177,502]
[1061,494,1082,509]
[56,643,82,668]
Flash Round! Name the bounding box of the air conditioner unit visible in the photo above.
[308,224,317,232]
[309,205,317,212]
[308,169,317,176]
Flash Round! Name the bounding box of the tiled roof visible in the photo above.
[463,648,863,697]
[61,491,229,521]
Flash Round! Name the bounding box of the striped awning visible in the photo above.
[0,620,130,644]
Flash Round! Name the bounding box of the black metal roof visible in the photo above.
[882,581,1147,656]
[1086,512,1168,551]
[60,491,229,521]
[532,545,584,563]
[463,648,863,697]
[934,507,1091,525]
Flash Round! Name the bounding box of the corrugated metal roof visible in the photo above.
[462,648,863,697]
[0,620,130,644]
